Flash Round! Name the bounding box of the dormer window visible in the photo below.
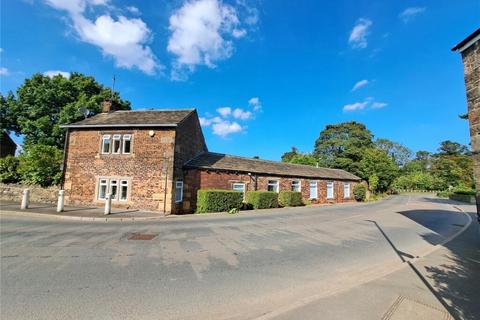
[100,133,132,155]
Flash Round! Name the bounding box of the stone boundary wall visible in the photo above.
[0,183,59,204]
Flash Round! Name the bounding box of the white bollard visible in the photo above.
[104,193,112,215]
[57,190,65,213]
[21,189,30,210]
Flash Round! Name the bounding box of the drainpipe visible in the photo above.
[163,157,169,214]
[60,128,70,190]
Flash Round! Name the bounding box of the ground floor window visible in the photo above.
[291,180,301,192]
[175,180,184,203]
[344,183,350,198]
[97,178,130,201]
[309,181,317,199]
[267,180,279,193]
[327,182,334,199]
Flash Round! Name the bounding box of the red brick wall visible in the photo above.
[64,128,176,212]
[182,169,358,213]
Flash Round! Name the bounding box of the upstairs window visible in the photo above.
[291,180,301,192]
[267,180,279,193]
[101,135,110,154]
[112,134,121,154]
[123,135,131,154]
[100,134,132,155]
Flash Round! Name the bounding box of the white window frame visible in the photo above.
[119,180,129,201]
[110,179,119,200]
[309,181,318,199]
[344,183,350,199]
[327,181,334,199]
[267,180,280,193]
[112,134,121,154]
[175,180,184,203]
[122,134,132,154]
[291,180,301,192]
[101,135,111,154]
[98,179,108,200]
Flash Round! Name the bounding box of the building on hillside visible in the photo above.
[452,28,480,215]
[61,102,361,214]
[0,131,17,158]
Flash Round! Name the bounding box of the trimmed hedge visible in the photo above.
[353,184,366,202]
[453,190,476,196]
[246,191,278,209]
[196,189,243,213]
[278,191,303,207]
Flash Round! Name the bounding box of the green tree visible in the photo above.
[281,147,299,162]
[313,122,374,175]
[18,145,63,187]
[0,92,20,133]
[375,138,412,167]
[358,148,399,193]
[3,73,130,148]
[0,155,20,183]
[288,153,319,166]
[437,140,469,156]
[393,172,435,190]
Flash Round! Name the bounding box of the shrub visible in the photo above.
[453,189,476,196]
[0,155,21,183]
[245,191,278,209]
[437,191,452,198]
[353,184,367,202]
[278,191,303,207]
[196,189,243,213]
[18,144,63,187]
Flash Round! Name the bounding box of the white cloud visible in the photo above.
[43,70,71,78]
[348,18,372,49]
[371,102,387,109]
[248,96,261,111]
[232,108,252,120]
[399,7,426,23]
[0,67,9,76]
[212,120,243,137]
[217,106,232,117]
[167,0,248,80]
[44,0,160,75]
[343,101,368,112]
[199,116,222,126]
[352,79,369,91]
[126,6,140,15]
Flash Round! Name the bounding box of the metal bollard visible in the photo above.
[104,193,112,215]
[21,189,30,210]
[57,190,65,213]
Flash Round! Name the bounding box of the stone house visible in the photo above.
[61,103,361,214]
[0,131,17,158]
[452,28,480,214]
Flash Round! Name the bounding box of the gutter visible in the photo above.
[60,123,178,129]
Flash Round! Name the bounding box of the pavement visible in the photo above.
[0,195,478,320]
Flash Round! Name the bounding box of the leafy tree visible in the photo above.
[437,140,469,156]
[375,138,412,167]
[358,148,399,193]
[288,153,319,166]
[431,153,473,190]
[0,155,20,183]
[0,92,20,133]
[2,73,130,149]
[18,145,63,187]
[281,147,299,162]
[313,122,374,175]
[393,172,435,190]
[368,174,379,193]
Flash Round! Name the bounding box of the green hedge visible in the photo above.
[278,191,303,207]
[196,189,243,213]
[353,184,366,202]
[453,189,476,196]
[246,191,278,209]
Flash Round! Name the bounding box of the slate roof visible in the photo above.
[61,109,195,128]
[451,28,480,51]
[184,152,361,181]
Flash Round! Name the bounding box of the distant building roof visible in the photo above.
[184,152,361,180]
[452,28,480,52]
[0,131,17,158]
[61,109,195,128]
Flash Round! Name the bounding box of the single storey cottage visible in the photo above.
[61,102,361,214]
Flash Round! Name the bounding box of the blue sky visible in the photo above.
[1,0,479,160]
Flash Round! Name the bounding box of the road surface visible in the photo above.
[0,195,473,319]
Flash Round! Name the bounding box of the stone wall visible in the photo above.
[460,35,480,210]
[0,183,59,203]
[182,169,358,213]
[63,128,176,213]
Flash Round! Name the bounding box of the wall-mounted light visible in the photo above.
[149,130,155,137]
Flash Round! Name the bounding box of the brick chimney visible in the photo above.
[101,100,113,113]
